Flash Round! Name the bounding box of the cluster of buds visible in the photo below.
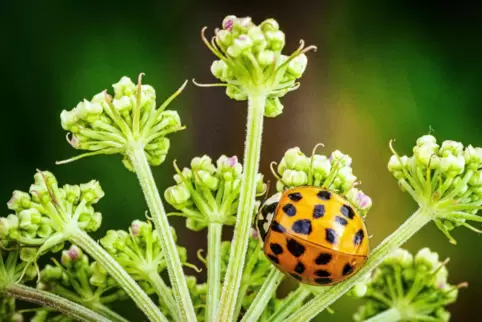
[352,248,464,322]
[59,75,185,170]
[164,155,266,230]
[38,245,126,308]
[1,171,103,259]
[100,220,187,289]
[274,146,372,217]
[389,135,482,243]
[201,15,316,117]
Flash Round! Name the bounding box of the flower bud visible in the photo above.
[90,262,108,287]
[287,54,308,78]
[18,208,42,228]
[265,97,284,117]
[7,190,32,212]
[257,50,275,66]
[226,86,247,101]
[330,150,352,167]
[164,185,191,209]
[113,96,133,113]
[440,154,465,176]
[60,110,79,131]
[211,60,229,81]
[80,180,104,204]
[61,245,83,267]
[440,140,464,157]
[312,155,331,179]
[282,169,308,187]
[260,19,279,32]
[265,30,285,51]
[222,15,237,31]
[191,155,216,173]
[216,29,232,48]
[416,135,437,147]
[0,214,19,238]
[415,247,439,270]
[281,147,310,171]
[20,247,37,262]
[112,76,136,99]
[62,184,81,204]
[227,35,253,58]
[248,26,266,52]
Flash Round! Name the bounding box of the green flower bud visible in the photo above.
[282,169,308,187]
[287,54,308,78]
[211,60,229,81]
[196,170,219,190]
[20,247,37,262]
[112,76,136,99]
[312,155,331,179]
[440,154,465,176]
[60,110,79,131]
[18,208,42,228]
[164,185,191,209]
[7,191,32,212]
[248,26,267,51]
[260,18,279,32]
[226,86,248,101]
[90,261,108,287]
[113,96,133,113]
[79,180,104,204]
[76,100,103,122]
[439,140,464,157]
[216,29,232,48]
[415,247,439,270]
[265,30,285,51]
[62,184,81,204]
[0,215,19,239]
[257,50,275,66]
[191,155,216,173]
[280,147,310,171]
[227,35,253,57]
[265,97,284,117]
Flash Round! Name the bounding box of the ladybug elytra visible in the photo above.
[255,186,369,285]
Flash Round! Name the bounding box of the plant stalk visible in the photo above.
[285,208,433,321]
[127,143,196,322]
[92,303,131,322]
[216,93,266,322]
[147,271,179,322]
[206,222,223,321]
[5,283,108,322]
[70,229,167,322]
[241,268,284,322]
[267,287,312,322]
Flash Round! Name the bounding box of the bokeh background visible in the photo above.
[2,0,482,321]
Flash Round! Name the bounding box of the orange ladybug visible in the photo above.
[255,186,369,285]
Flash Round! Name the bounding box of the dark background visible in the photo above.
[1,1,482,320]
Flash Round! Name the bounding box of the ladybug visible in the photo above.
[255,186,369,285]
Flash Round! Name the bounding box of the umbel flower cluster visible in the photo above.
[203,15,315,117]
[164,155,266,230]
[389,135,482,243]
[353,248,464,322]
[59,75,185,170]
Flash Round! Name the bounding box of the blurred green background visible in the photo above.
[1,0,481,320]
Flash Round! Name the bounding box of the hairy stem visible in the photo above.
[267,287,312,322]
[206,222,223,321]
[364,308,402,322]
[92,303,131,322]
[70,229,166,322]
[127,143,196,322]
[241,269,284,322]
[147,271,179,322]
[5,283,108,322]
[285,208,433,321]
[216,93,266,322]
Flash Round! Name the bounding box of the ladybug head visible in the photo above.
[254,192,282,243]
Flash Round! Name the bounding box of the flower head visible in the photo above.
[58,74,186,170]
[273,146,372,217]
[164,155,267,230]
[1,171,103,263]
[389,135,482,243]
[199,15,316,117]
[353,248,465,322]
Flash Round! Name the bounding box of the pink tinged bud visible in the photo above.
[223,15,236,31]
[131,222,140,236]
[251,228,259,239]
[228,156,238,167]
[67,246,80,261]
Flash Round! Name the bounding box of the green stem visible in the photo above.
[267,287,312,322]
[285,208,433,322]
[127,143,196,322]
[241,267,284,322]
[70,229,166,322]
[233,247,260,320]
[216,93,266,322]
[364,308,402,322]
[147,271,179,322]
[206,222,223,321]
[241,269,284,322]
[92,303,131,322]
[5,283,108,322]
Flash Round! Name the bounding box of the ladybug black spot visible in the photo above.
[262,202,278,216]
[315,253,332,265]
[314,277,333,285]
[283,204,297,217]
[315,269,331,277]
[313,204,325,219]
[340,205,355,219]
[325,228,338,244]
[270,243,283,255]
[334,216,348,226]
[343,263,354,276]
[292,219,312,235]
[354,229,365,246]
[290,273,302,281]
[317,190,331,200]
[288,192,303,201]
[294,262,305,274]
[271,221,287,233]
[267,254,279,264]
[287,238,306,257]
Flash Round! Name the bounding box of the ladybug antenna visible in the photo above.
[308,143,325,186]
[270,161,289,188]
